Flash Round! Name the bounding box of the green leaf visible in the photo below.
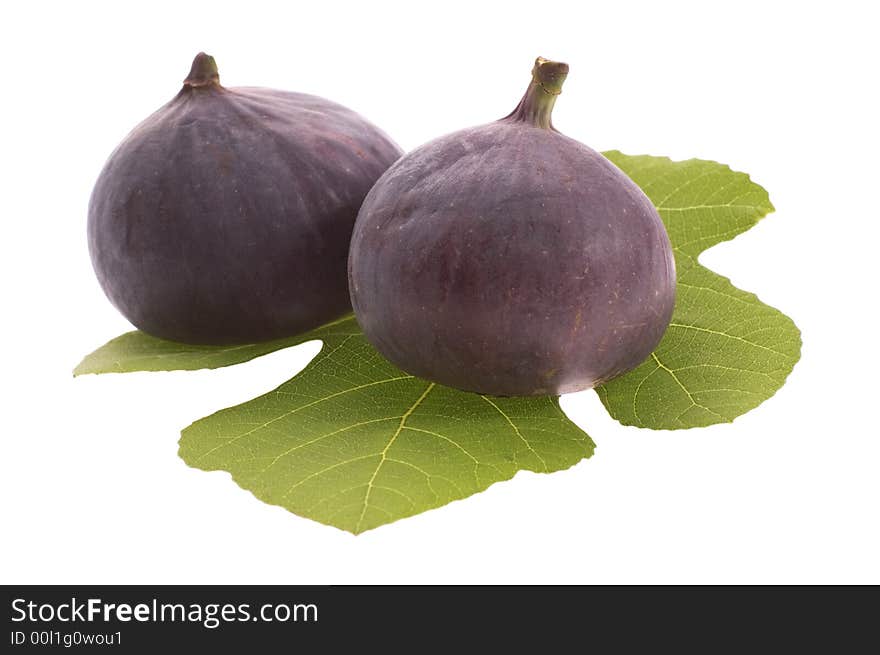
[178,316,594,534]
[73,315,354,376]
[596,153,801,429]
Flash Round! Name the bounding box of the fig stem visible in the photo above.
[504,57,569,129]
[184,52,220,88]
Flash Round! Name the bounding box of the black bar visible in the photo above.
[1,586,875,651]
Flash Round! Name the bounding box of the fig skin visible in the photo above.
[349,58,675,396]
[89,53,402,345]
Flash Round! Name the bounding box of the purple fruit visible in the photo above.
[349,57,675,396]
[89,53,402,344]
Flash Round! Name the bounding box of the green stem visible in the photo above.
[184,52,220,88]
[504,57,569,129]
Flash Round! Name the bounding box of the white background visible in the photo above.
[2,0,878,584]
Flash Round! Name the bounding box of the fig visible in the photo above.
[349,57,675,396]
[89,53,402,344]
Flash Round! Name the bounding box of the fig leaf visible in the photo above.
[73,316,353,376]
[596,153,801,429]
[178,315,594,534]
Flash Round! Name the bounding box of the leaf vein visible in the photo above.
[355,382,436,533]
[479,395,549,472]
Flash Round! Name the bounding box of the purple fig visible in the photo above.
[349,57,675,396]
[89,53,402,344]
